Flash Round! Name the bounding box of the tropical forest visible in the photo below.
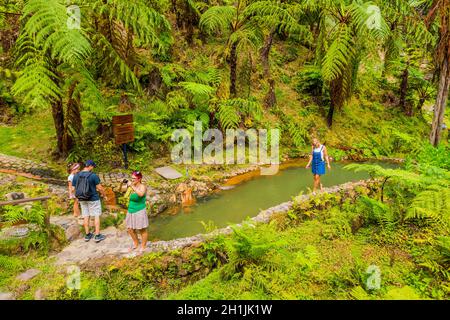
[0,0,449,302]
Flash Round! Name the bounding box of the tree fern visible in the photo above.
[90,32,142,91]
[344,163,436,188]
[358,195,396,228]
[22,0,91,64]
[179,82,216,97]
[199,1,263,96]
[217,102,240,129]
[286,118,307,147]
[87,0,171,51]
[244,0,312,41]
[322,23,355,82]
[405,186,450,228]
[199,5,236,34]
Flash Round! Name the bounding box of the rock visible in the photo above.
[219,185,235,190]
[65,224,82,241]
[0,225,30,239]
[5,192,25,201]
[34,289,45,300]
[0,292,15,300]
[16,268,41,281]
[157,203,168,214]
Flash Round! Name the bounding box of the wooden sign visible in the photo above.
[112,114,133,125]
[112,114,134,145]
[115,132,135,145]
[113,123,134,135]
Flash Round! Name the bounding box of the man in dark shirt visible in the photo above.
[72,160,107,242]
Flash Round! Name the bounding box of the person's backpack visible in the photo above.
[75,172,93,201]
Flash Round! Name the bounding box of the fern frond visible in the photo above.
[322,23,355,82]
[229,23,263,52]
[166,90,189,113]
[286,118,307,147]
[87,0,171,52]
[217,102,240,129]
[90,32,141,91]
[224,98,262,120]
[405,186,450,227]
[199,6,236,34]
[179,82,216,97]
[23,0,91,64]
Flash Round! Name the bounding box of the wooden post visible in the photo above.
[42,198,50,230]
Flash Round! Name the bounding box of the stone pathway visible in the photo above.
[52,225,208,265]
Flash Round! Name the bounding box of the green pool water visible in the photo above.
[148,162,394,240]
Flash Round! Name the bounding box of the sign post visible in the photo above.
[112,114,135,169]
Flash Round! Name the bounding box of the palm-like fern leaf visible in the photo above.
[217,102,240,129]
[199,5,236,34]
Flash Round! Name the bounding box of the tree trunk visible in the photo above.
[328,77,344,127]
[64,82,81,151]
[229,42,238,97]
[51,99,66,157]
[417,97,426,114]
[430,58,449,146]
[171,0,182,29]
[399,66,409,115]
[264,79,276,108]
[261,30,276,108]
[260,30,274,78]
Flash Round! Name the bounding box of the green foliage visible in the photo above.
[405,186,450,229]
[220,222,287,280]
[101,212,126,229]
[199,6,236,34]
[286,117,308,148]
[0,254,23,271]
[414,144,450,171]
[357,196,396,229]
[67,136,122,170]
[294,65,323,97]
[383,286,421,300]
[1,203,46,228]
[214,97,262,130]
[12,0,93,109]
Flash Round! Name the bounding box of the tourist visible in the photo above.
[125,171,149,254]
[305,138,331,191]
[67,162,81,218]
[72,160,107,243]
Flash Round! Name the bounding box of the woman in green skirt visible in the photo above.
[125,171,148,254]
